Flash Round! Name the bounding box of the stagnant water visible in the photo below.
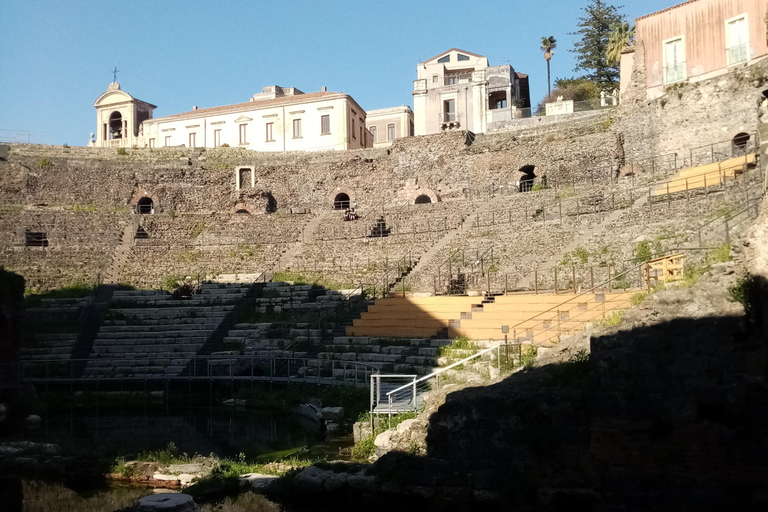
[3,480,284,512]
[4,403,321,459]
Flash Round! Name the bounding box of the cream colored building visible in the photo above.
[93,82,156,148]
[365,106,414,147]
[412,48,528,135]
[621,0,768,100]
[94,84,370,152]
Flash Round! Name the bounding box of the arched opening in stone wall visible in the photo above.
[265,194,277,214]
[137,197,154,215]
[333,193,350,210]
[732,132,750,153]
[414,194,432,204]
[109,111,123,140]
[518,165,536,192]
[25,231,49,247]
[235,209,250,214]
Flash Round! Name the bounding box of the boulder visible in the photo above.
[293,466,331,493]
[240,473,279,491]
[323,471,349,492]
[23,415,41,429]
[135,493,199,512]
[321,406,344,420]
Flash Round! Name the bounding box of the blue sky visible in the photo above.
[0,0,674,146]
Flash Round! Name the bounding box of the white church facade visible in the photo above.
[93,83,371,152]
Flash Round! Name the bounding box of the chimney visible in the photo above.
[192,106,198,110]
[322,86,327,92]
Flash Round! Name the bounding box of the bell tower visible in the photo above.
[93,81,156,148]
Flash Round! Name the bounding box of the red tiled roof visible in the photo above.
[150,91,349,123]
[636,0,700,21]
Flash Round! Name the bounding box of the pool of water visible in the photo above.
[3,404,321,459]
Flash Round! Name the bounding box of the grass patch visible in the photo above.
[24,281,93,306]
[519,346,538,369]
[599,310,624,327]
[38,157,53,167]
[439,335,481,358]
[630,292,647,307]
[271,271,353,291]
[729,273,760,324]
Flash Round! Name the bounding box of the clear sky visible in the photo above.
[0,0,675,146]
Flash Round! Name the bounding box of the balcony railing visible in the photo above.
[439,112,459,123]
[726,42,748,66]
[664,61,686,84]
[443,73,472,86]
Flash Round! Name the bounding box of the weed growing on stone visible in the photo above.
[519,346,538,369]
[116,148,128,156]
[37,157,53,167]
[271,270,352,290]
[630,291,648,307]
[729,273,759,324]
[599,310,624,327]
[24,280,93,304]
[439,335,480,358]
[710,243,731,264]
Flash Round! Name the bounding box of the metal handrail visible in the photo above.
[385,344,501,399]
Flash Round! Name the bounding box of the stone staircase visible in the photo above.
[82,283,251,378]
[274,211,331,271]
[405,195,511,287]
[103,215,139,284]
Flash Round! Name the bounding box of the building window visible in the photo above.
[189,132,196,148]
[239,124,247,144]
[265,122,274,142]
[409,121,414,136]
[437,55,450,63]
[663,37,685,84]
[351,118,356,139]
[213,130,221,147]
[387,123,395,141]
[432,75,438,84]
[457,54,470,61]
[164,136,171,147]
[726,15,749,65]
[445,75,459,85]
[370,126,377,142]
[443,99,455,122]
[360,126,363,143]
[321,115,331,135]
[293,118,302,139]
[149,138,155,149]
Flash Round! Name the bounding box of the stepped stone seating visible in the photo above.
[82,284,251,378]
[447,292,634,343]
[119,244,286,289]
[288,235,439,287]
[652,154,755,196]
[312,337,448,376]
[20,297,88,363]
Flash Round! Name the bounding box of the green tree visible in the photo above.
[606,22,635,65]
[571,0,626,89]
[541,36,557,99]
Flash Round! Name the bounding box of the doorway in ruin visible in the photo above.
[414,194,432,204]
[732,132,750,154]
[235,209,250,214]
[333,193,350,210]
[109,111,123,139]
[265,193,277,214]
[137,197,154,214]
[518,165,536,192]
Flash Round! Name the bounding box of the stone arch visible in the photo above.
[232,202,252,214]
[731,132,750,153]
[264,193,277,214]
[516,165,536,192]
[410,188,439,205]
[137,196,154,214]
[109,111,123,140]
[333,192,351,210]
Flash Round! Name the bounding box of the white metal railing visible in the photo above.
[726,42,748,66]
[375,344,503,417]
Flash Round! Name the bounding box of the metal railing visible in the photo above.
[439,112,460,124]
[664,61,686,84]
[378,344,503,416]
[726,42,748,66]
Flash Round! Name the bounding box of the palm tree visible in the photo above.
[541,36,557,99]
[606,23,635,65]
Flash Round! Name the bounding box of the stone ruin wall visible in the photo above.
[1,58,765,290]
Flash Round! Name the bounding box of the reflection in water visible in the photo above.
[6,404,320,459]
[17,480,284,512]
